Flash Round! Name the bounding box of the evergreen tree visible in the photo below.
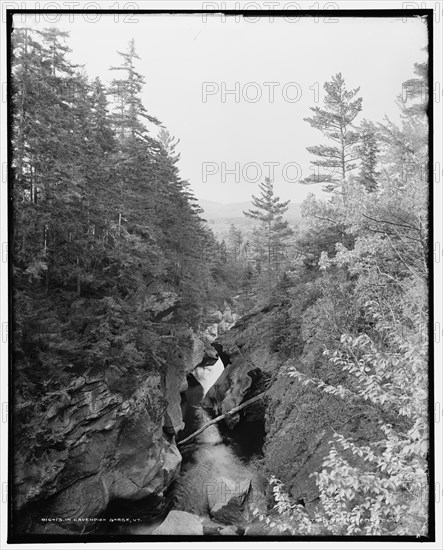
[108,38,160,141]
[11,28,229,412]
[302,73,362,192]
[158,128,181,164]
[244,178,293,272]
[227,224,243,262]
[357,120,380,192]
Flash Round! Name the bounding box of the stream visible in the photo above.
[126,357,263,535]
[173,358,260,526]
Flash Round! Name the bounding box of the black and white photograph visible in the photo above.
[1,2,441,547]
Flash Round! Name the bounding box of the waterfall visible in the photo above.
[193,357,224,397]
[130,355,265,533]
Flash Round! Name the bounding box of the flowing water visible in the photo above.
[126,358,263,534]
[193,358,225,395]
[171,358,261,520]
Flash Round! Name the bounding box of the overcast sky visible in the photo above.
[13,13,428,204]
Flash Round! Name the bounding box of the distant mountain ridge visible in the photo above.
[198,199,303,223]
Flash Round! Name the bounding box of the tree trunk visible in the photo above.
[177,391,267,447]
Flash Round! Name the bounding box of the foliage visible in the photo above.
[12,27,429,539]
[357,120,380,192]
[244,177,293,288]
[253,62,429,537]
[252,475,320,535]
[11,29,238,417]
[301,73,363,191]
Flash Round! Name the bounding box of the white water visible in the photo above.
[128,357,261,534]
[171,356,259,515]
[191,358,225,445]
[193,357,224,397]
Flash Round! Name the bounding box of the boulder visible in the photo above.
[202,518,223,535]
[181,331,218,374]
[209,310,223,322]
[152,510,203,535]
[164,363,186,434]
[222,307,233,323]
[217,320,230,337]
[208,477,251,525]
[219,526,238,535]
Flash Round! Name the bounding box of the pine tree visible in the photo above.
[302,73,362,192]
[12,27,227,400]
[244,178,293,272]
[107,40,165,282]
[227,224,243,262]
[108,38,160,141]
[357,120,380,192]
[158,128,181,164]
[12,26,88,294]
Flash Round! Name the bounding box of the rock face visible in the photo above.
[165,329,219,435]
[12,286,230,537]
[12,288,250,537]
[185,332,219,369]
[13,367,182,533]
[208,477,251,525]
[152,510,203,535]
[204,306,278,427]
[265,372,382,510]
[203,302,383,513]
[12,287,228,535]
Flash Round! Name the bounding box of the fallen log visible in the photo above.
[177,391,267,447]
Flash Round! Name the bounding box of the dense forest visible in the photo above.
[12,28,235,402]
[11,26,429,539]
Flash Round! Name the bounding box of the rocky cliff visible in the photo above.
[203,303,381,514]
[204,305,277,427]
[12,295,220,536]
[14,367,181,534]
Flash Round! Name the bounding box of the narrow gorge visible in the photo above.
[13,296,354,537]
[13,301,270,537]
[10,21,430,541]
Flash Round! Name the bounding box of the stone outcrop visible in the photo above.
[12,290,224,535]
[185,331,219,371]
[205,303,238,340]
[208,477,251,525]
[14,367,181,533]
[203,301,383,513]
[165,329,219,434]
[153,510,203,535]
[203,305,278,427]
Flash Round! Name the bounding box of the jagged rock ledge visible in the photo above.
[14,367,181,534]
[203,305,277,427]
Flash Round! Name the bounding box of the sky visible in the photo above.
[13,13,428,204]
